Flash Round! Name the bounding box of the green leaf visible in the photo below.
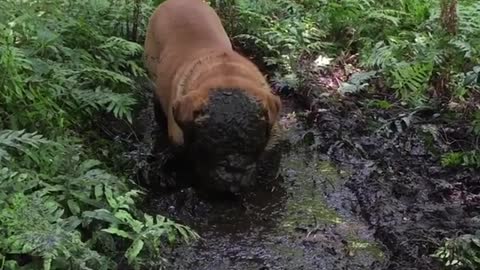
[114,210,143,233]
[126,239,144,264]
[83,209,121,224]
[102,227,133,240]
[79,159,102,172]
[43,256,52,270]
[144,214,154,227]
[472,237,480,248]
[67,199,81,215]
[94,184,103,199]
[104,186,118,209]
[168,231,176,244]
[177,227,191,241]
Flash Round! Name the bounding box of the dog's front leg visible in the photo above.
[168,107,185,146]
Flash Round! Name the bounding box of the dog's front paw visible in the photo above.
[168,121,185,145]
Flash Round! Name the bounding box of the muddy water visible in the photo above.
[118,75,480,269]
[134,95,386,269]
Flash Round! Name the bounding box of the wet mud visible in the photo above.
[117,70,480,269]
[290,89,480,269]
[136,97,386,270]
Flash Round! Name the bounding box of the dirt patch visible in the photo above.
[285,53,480,268]
[102,57,480,269]
[297,89,480,269]
[140,99,387,269]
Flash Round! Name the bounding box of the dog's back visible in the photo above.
[144,0,232,96]
[147,0,231,51]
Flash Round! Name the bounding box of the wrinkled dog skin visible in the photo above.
[144,0,282,194]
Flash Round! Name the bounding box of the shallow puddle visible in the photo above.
[117,81,480,269]
[144,110,386,269]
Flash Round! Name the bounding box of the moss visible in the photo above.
[279,153,347,231]
[346,238,385,261]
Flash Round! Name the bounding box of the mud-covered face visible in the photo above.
[182,89,272,193]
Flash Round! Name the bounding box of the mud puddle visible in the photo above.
[116,76,480,270]
[147,145,385,269]
[294,91,480,269]
[127,92,385,269]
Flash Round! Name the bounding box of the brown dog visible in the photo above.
[144,0,282,193]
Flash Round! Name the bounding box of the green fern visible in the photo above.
[69,88,136,122]
[99,37,144,56]
[390,62,432,106]
[364,42,398,69]
[433,233,480,269]
[0,130,53,162]
[231,0,329,75]
[441,151,480,168]
[0,130,199,269]
[450,38,475,58]
[366,10,404,26]
[72,68,133,86]
[1,193,113,270]
[458,2,480,35]
[0,0,142,132]
[0,1,198,268]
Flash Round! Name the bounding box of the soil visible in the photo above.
[111,57,480,270]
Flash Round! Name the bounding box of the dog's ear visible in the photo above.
[172,92,207,130]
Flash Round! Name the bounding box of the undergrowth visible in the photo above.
[210,0,480,269]
[2,0,480,269]
[433,232,480,270]
[0,0,198,269]
[213,0,480,109]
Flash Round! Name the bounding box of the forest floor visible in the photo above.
[105,52,480,270]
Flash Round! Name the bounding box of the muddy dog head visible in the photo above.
[172,88,276,194]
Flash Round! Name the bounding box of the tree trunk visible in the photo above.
[440,0,458,35]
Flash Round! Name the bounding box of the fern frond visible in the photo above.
[0,167,42,199]
[458,2,480,35]
[72,68,133,85]
[366,10,403,26]
[0,193,112,269]
[70,87,136,121]
[450,38,475,58]
[364,42,397,69]
[390,62,432,106]
[99,37,143,56]
[0,130,53,162]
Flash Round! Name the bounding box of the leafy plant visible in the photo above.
[361,0,480,107]
[440,110,480,169]
[390,62,433,106]
[0,0,199,269]
[215,0,329,78]
[338,71,378,95]
[0,0,152,132]
[366,99,394,110]
[433,233,480,269]
[0,129,199,270]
